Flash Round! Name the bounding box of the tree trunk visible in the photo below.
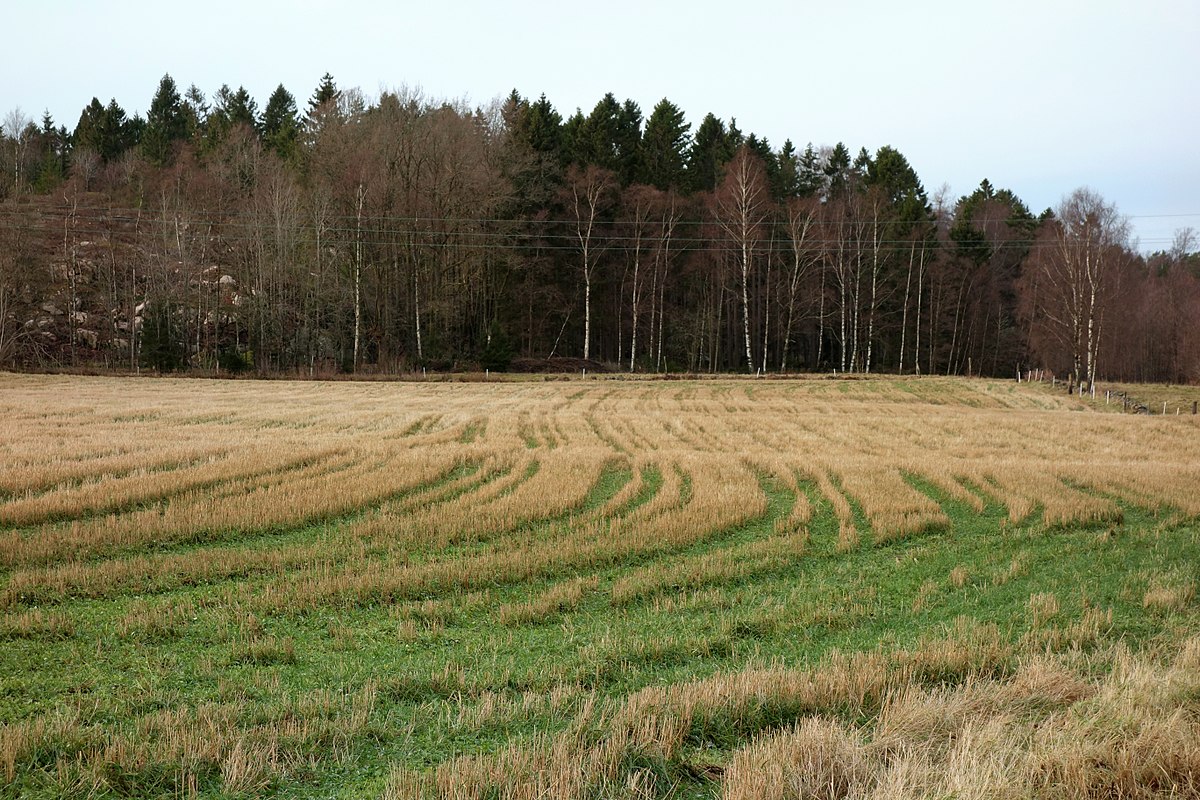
[899,242,915,374]
[353,182,364,371]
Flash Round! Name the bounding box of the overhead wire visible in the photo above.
[0,204,1190,252]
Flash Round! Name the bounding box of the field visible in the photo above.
[1,372,1198,799]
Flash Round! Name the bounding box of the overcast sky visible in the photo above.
[3,0,1197,250]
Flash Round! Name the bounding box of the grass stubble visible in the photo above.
[0,372,1197,799]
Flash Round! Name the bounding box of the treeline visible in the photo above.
[1,73,1198,384]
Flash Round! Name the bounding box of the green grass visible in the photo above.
[3,371,1199,799]
[3,462,1197,799]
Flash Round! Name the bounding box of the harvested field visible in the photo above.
[1,372,1198,798]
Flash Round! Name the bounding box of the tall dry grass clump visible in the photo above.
[722,717,869,800]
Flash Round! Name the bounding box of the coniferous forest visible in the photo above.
[1,73,1198,386]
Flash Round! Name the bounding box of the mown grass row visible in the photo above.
[1,374,1198,798]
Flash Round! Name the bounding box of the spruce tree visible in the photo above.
[226,87,259,131]
[103,100,133,158]
[777,139,800,198]
[640,98,689,190]
[950,180,1035,265]
[574,93,622,169]
[73,99,106,157]
[797,143,823,197]
[614,99,643,185]
[824,142,852,198]
[560,109,585,166]
[525,94,563,159]
[33,112,65,191]
[261,84,300,161]
[503,93,564,217]
[182,85,208,144]
[142,74,186,166]
[309,73,339,110]
[685,113,731,193]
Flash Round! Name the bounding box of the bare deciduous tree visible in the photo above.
[567,165,614,362]
[71,146,102,192]
[779,196,820,372]
[1027,188,1130,394]
[2,107,33,191]
[715,147,770,373]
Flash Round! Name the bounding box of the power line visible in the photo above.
[1,200,1196,229]
[0,205,1180,255]
[2,201,1190,236]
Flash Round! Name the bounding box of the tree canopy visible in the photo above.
[0,74,1194,385]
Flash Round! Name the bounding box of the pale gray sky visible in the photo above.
[4,0,1197,249]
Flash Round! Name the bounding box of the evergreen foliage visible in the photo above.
[824,141,852,197]
[686,113,734,193]
[261,84,300,161]
[640,98,690,190]
[139,301,186,372]
[141,74,186,166]
[2,74,1188,382]
[480,321,514,372]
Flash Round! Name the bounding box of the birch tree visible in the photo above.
[1027,188,1130,394]
[715,146,770,373]
[779,197,819,371]
[567,165,614,362]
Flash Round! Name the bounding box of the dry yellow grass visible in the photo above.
[387,630,1200,800]
[2,372,1199,798]
[1144,579,1197,613]
[3,374,1195,575]
[1,372,1195,613]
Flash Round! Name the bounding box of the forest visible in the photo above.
[1,73,1197,386]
